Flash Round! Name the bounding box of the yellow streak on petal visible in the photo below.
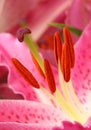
[67,80,89,118]
[54,88,87,124]
[40,85,87,125]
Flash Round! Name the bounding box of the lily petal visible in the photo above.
[0,121,88,130]
[0,100,69,125]
[0,122,56,130]
[0,100,90,129]
[54,121,86,130]
[72,21,91,114]
[66,0,91,29]
[0,33,55,105]
[27,0,72,41]
[0,0,72,40]
[0,33,43,101]
[0,0,39,32]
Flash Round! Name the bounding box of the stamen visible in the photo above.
[12,58,40,88]
[44,59,56,93]
[61,42,71,82]
[54,32,62,63]
[17,28,31,42]
[63,27,75,68]
[31,53,45,79]
[14,27,89,125]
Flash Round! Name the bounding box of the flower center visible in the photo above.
[12,27,89,125]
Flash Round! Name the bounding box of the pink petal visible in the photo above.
[27,0,72,41]
[0,122,55,130]
[0,122,89,130]
[85,116,91,127]
[0,100,89,129]
[65,0,91,42]
[0,100,69,125]
[0,33,43,101]
[66,0,91,30]
[40,49,56,66]
[0,0,39,32]
[9,0,72,40]
[0,33,55,105]
[55,121,87,130]
[72,21,91,113]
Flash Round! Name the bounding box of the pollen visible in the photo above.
[54,31,62,64]
[61,42,71,82]
[53,27,75,82]
[63,27,75,68]
[12,58,40,88]
[44,59,56,93]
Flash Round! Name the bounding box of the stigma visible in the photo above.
[12,27,89,125]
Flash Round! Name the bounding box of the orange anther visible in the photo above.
[63,27,75,68]
[12,58,40,88]
[31,53,45,79]
[44,59,56,93]
[54,32,62,64]
[61,42,71,82]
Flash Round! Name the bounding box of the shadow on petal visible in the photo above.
[0,84,24,99]
[0,65,9,84]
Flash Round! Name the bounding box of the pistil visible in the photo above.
[17,28,44,72]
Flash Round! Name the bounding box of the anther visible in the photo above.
[12,58,40,88]
[44,59,56,93]
[17,27,31,42]
[54,32,62,64]
[63,27,75,68]
[61,42,71,82]
[31,53,45,79]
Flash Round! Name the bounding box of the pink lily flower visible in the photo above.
[0,19,91,129]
